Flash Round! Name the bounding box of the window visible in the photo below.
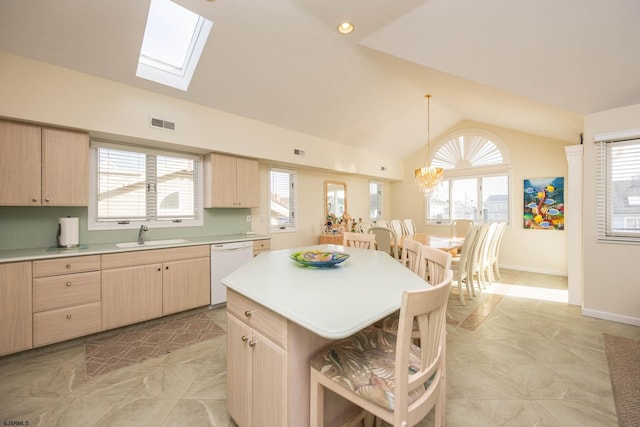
[425,130,510,225]
[89,141,202,230]
[136,0,213,91]
[369,181,383,221]
[269,166,297,232]
[596,135,640,242]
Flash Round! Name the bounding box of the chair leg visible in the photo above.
[457,279,466,306]
[310,372,324,427]
[493,262,501,280]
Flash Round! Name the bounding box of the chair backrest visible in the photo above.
[357,221,373,234]
[457,225,479,278]
[451,219,474,238]
[390,219,405,237]
[490,221,506,263]
[375,220,390,229]
[400,238,422,274]
[417,245,452,285]
[480,222,499,269]
[468,224,490,274]
[343,231,376,249]
[402,218,417,235]
[393,269,452,426]
[368,226,399,259]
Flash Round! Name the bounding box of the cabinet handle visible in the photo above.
[248,340,257,347]
[66,314,72,320]
[165,266,169,270]
[157,267,161,271]
[241,335,249,342]
[66,264,71,269]
[244,310,253,317]
[32,198,38,203]
[66,282,71,287]
[45,197,50,202]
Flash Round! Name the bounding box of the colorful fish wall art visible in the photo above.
[523,177,564,230]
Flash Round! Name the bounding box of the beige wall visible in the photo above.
[583,104,640,325]
[390,120,575,275]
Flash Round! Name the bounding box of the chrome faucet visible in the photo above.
[138,225,148,244]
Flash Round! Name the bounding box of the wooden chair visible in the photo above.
[489,222,506,280]
[390,219,406,238]
[478,222,499,287]
[402,218,417,235]
[417,245,452,285]
[451,224,479,305]
[467,224,490,296]
[400,238,422,274]
[310,272,452,427]
[375,220,390,229]
[358,221,374,234]
[343,231,376,249]
[450,219,473,238]
[368,226,399,259]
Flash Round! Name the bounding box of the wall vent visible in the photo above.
[150,117,176,131]
[293,149,305,156]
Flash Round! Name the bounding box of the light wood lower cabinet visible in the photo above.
[101,245,210,330]
[32,255,101,347]
[227,311,287,427]
[252,239,271,257]
[0,262,32,356]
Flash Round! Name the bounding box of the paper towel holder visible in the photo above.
[57,216,80,248]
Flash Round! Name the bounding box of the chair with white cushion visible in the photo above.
[343,231,376,249]
[310,272,452,427]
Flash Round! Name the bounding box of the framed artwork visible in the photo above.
[523,177,564,230]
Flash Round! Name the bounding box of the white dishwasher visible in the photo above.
[210,241,254,305]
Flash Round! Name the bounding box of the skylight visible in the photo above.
[136,0,213,91]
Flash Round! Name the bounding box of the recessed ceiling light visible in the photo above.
[337,21,354,34]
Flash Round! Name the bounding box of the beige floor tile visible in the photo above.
[537,399,618,427]
[161,399,236,427]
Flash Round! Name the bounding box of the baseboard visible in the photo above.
[499,263,568,277]
[582,308,640,327]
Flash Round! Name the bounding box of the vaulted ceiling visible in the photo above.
[1,0,638,159]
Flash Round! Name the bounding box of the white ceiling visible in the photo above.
[1,0,638,159]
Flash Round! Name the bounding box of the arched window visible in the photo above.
[425,129,511,225]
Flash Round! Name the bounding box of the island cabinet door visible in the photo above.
[227,314,252,427]
[251,328,287,427]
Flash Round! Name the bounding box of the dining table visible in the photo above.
[396,232,464,255]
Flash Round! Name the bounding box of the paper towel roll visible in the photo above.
[58,217,79,247]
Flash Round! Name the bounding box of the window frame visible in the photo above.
[595,132,640,243]
[88,141,203,231]
[369,181,383,222]
[268,165,297,233]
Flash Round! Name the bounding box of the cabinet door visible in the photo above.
[41,127,89,206]
[162,257,211,315]
[208,153,238,207]
[101,264,163,330]
[0,262,33,356]
[227,314,252,427]
[0,120,41,205]
[236,157,259,208]
[252,328,287,427]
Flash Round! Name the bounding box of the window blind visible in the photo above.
[91,141,200,225]
[269,166,297,231]
[596,135,640,242]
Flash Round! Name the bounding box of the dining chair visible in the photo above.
[390,219,405,238]
[451,224,479,305]
[375,220,390,229]
[417,245,453,285]
[489,222,506,280]
[343,231,376,249]
[467,223,490,295]
[450,219,473,239]
[400,238,422,274]
[402,218,417,235]
[368,226,399,259]
[310,272,452,427]
[358,221,373,234]
[478,222,499,287]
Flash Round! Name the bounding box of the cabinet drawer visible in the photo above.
[227,289,288,349]
[252,239,270,252]
[33,302,101,347]
[33,271,101,312]
[33,255,100,277]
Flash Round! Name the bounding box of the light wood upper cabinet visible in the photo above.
[0,120,41,205]
[41,127,90,206]
[0,262,33,356]
[0,120,89,206]
[203,153,259,208]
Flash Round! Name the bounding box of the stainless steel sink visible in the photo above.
[115,238,191,248]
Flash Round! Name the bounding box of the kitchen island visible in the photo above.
[222,244,429,427]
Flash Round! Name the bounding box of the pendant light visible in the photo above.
[414,94,443,195]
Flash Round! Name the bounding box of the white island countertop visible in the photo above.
[222,244,429,339]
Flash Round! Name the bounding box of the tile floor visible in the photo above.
[1,270,639,426]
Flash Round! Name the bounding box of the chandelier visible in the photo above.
[414,94,443,196]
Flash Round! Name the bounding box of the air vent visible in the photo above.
[294,149,305,156]
[150,117,176,131]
